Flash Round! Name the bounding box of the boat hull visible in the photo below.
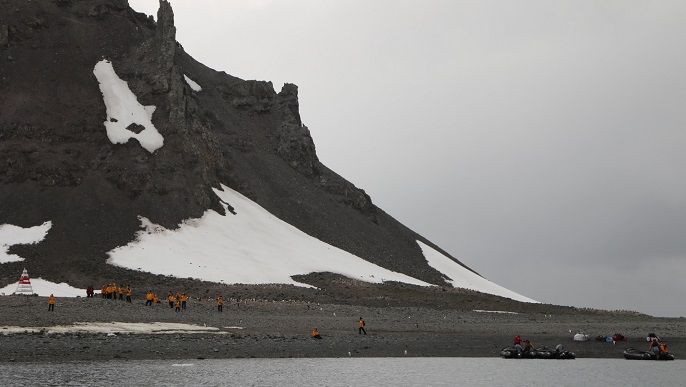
[623,348,675,361]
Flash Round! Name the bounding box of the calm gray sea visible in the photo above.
[0,358,683,386]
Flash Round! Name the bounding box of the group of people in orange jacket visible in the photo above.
[100,283,132,302]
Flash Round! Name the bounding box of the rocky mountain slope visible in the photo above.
[0,0,492,295]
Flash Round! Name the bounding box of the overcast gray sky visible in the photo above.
[130,0,686,317]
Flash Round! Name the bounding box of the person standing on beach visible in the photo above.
[118,285,124,301]
[175,298,181,312]
[168,292,175,308]
[48,294,55,311]
[358,317,366,335]
[126,285,132,303]
[145,291,154,306]
[217,296,223,312]
[181,293,187,310]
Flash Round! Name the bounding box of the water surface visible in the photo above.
[0,358,683,386]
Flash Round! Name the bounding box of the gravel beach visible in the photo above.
[1,294,683,362]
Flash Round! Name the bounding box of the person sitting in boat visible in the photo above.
[514,342,523,356]
[555,344,565,355]
[522,340,536,355]
[649,337,662,359]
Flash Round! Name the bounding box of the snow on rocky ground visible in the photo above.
[418,241,537,303]
[0,221,52,264]
[93,59,164,153]
[0,187,534,303]
[0,322,225,335]
[0,278,86,297]
[184,74,202,91]
[108,185,431,288]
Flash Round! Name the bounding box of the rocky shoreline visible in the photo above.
[1,296,683,362]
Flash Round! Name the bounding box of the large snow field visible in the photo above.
[0,189,535,302]
[107,185,432,288]
[107,185,535,302]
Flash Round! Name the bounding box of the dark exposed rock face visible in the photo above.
[0,0,474,288]
[0,24,8,49]
[275,84,318,177]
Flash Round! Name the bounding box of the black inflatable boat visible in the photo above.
[500,346,575,359]
[623,348,675,361]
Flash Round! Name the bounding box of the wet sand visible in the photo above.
[1,296,683,362]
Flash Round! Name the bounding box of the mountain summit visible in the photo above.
[0,0,533,303]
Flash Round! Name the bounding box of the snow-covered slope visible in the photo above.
[104,185,535,302]
[107,185,431,287]
[0,186,535,302]
[418,241,537,303]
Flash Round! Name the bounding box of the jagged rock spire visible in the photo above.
[155,0,176,72]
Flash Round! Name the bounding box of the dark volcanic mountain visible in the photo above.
[0,0,476,291]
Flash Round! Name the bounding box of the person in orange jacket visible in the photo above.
[649,337,664,359]
[358,317,366,335]
[181,293,187,310]
[118,285,124,301]
[217,296,223,312]
[126,285,132,303]
[145,291,154,306]
[312,327,322,339]
[168,292,174,308]
[175,298,181,312]
[48,294,55,311]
